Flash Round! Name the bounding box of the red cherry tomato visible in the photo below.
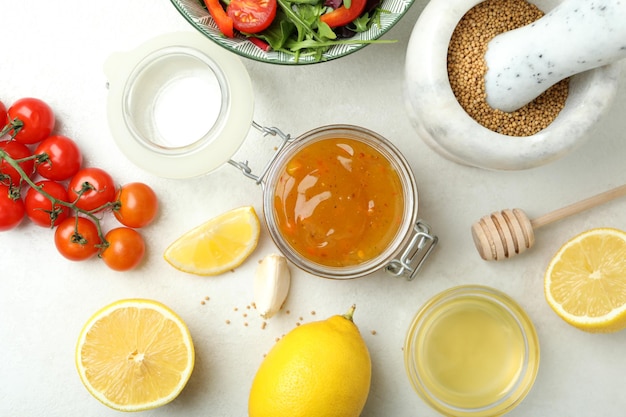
[54,216,102,261]
[0,184,25,231]
[227,0,277,33]
[0,100,7,130]
[113,182,159,228]
[24,180,70,227]
[100,227,146,271]
[67,167,116,212]
[7,98,55,145]
[0,140,35,186]
[34,135,83,181]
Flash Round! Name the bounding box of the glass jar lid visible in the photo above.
[104,31,254,179]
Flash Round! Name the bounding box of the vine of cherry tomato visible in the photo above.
[0,97,159,271]
[55,217,102,261]
[0,184,25,231]
[0,140,35,186]
[113,182,159,228]
[67,167,117,212]
[24,180,71,227]
[101,227,146,271]
[34,135,83,181]
[7,98,55,145]
[0,101,7,129]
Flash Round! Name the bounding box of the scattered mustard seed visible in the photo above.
[225,319,231,325]
[311,310,316,315]
[447,0,568,136]
[371,330,377,336]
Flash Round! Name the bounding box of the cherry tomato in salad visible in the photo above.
[0,184,25,231]
[113,182,159,228]
[0,140,35,186]
[24,180,70,227]
[54,216,102,261]
[100,227,146,271]
[35,135,83,181]
[227,0,277,33]
[319,0,367,28]
[7,98,55,145]
[67,167,116,212]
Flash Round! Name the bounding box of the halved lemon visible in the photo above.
[164,206,261,276]
[545,228,626,333]
[75,299,195,411]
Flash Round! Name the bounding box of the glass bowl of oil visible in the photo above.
[404,285,540,416]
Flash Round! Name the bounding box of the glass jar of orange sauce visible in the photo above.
[258,124,437,280]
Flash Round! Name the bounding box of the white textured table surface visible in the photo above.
[2,1,626,416]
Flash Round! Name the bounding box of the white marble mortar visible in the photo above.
[404,0,622,171]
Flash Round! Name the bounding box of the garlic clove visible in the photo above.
[254,254,291,319]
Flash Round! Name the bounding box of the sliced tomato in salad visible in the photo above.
[320,0,367,28]
[204,0,234,37]
[227,0,277,34]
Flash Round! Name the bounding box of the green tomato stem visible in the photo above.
[0,139,109,248]
[0,117,23,139]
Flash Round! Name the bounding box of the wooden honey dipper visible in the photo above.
[472,184,626,261]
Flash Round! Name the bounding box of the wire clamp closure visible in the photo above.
[228,121,293,185]
[386,220,438,281]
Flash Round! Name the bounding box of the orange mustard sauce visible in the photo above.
[273,137,404,267]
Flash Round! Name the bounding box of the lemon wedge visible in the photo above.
[545,228,626,333]
[164,206,261,276]
[75,299,195,411]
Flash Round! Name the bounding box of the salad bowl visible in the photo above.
[170,0,414,64]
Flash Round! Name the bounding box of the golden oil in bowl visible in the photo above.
[404,285,539,416]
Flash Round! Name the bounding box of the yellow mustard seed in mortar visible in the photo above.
[447,0,569,136]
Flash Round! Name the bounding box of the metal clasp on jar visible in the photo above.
[228,121,293,185]
[386,221,438,281]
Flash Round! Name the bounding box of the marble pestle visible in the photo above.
[484,0,626,113]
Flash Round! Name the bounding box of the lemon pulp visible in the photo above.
[545,227,626,332]
[164,206,260,276]
[75,299,195,411]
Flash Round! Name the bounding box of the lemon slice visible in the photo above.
[164,206,261,276]
[75,299,195,411]
[545,228,626,333]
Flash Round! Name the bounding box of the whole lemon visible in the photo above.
[248,305,371,417]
